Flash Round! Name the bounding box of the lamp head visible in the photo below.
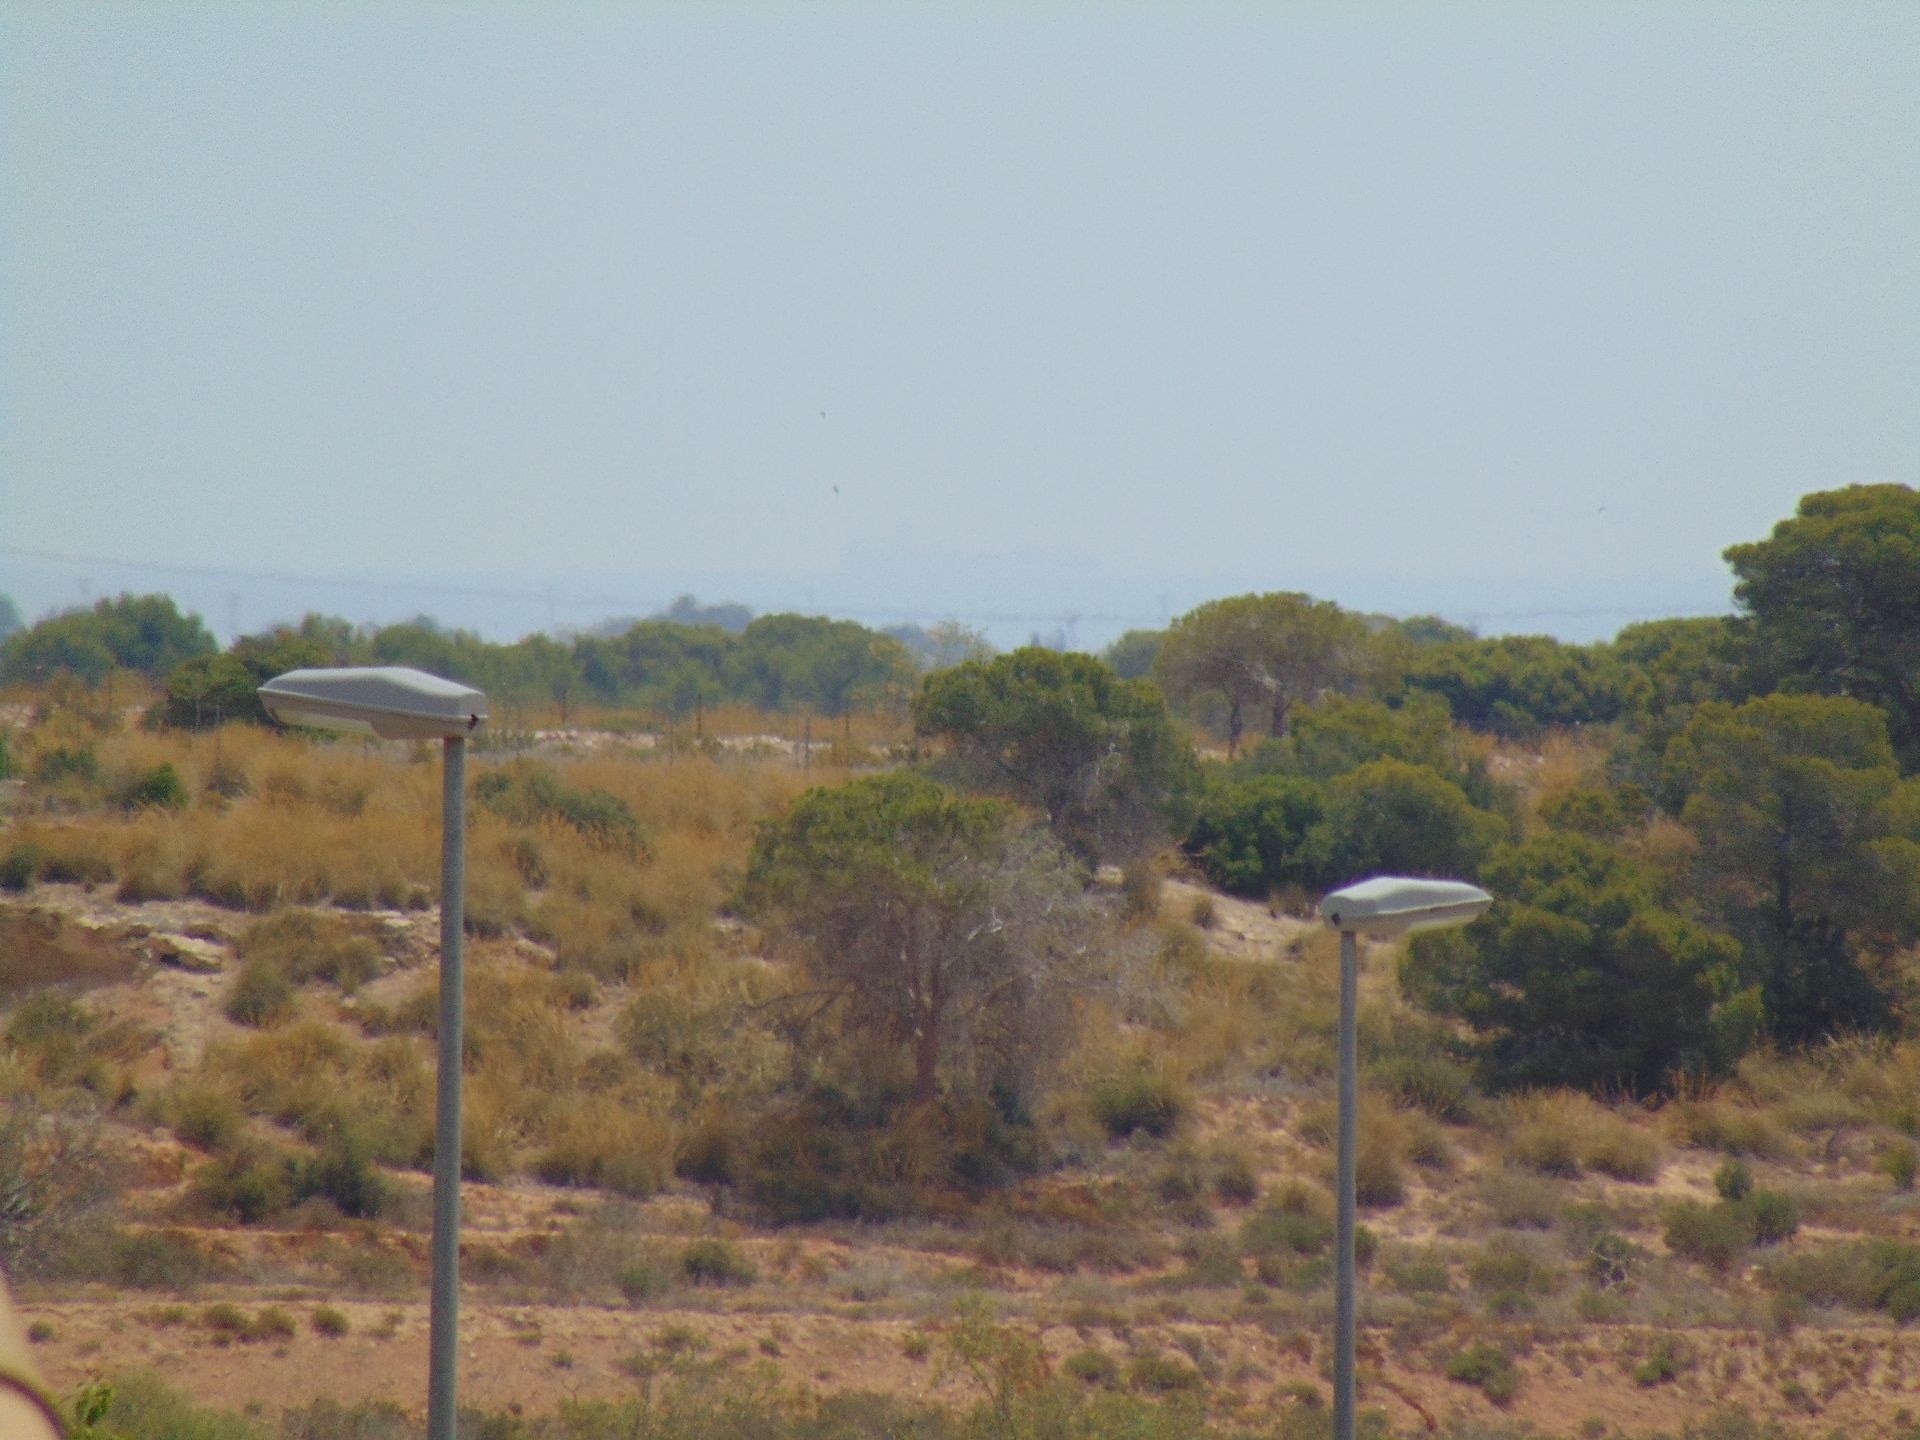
[1321,876,1492,938]
[259,667,487,741]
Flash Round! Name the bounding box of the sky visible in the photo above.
[3,3,1916,652]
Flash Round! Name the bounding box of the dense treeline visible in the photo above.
[10,485,1920,1107]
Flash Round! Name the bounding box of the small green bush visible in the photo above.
[681,1238,757,1287]
[311,1306,351,1337]
[224,957,293,1027]
[1088,1067,1187,1140]
[121,763,189,811]
[0,843,46,893]
[1446,1342,1519,1405]
[1714,1158,1753,1202]
[1664,1200,1751,1272]
[1632,1333,1692,1387]
[1745,1189,1799,1247]
[1126,1352,1205,1394]
[1880,1143,1918,1193]
[1064,1348,1121,1388]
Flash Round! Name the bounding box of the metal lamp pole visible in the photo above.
[257,668,485,1440]
[427,734,466,1440]
[1321,877,1492,1440]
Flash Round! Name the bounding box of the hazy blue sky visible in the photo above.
[4,3,1915,650]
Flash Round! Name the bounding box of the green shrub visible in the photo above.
[236,910,384,994]
[475,764,647,853]
[193,1144,293,1224]
[121,763,189,811]
[1745,1189,1799,1246]
[224,957,293,1027]
[1469,1235,1559,1299]
[166,1083,244,1153]
[34,744,99,786]
[681,1238,757,1287]
[1714,1158,1753,1202]
[1664,1200,1751,1272]
[0,843,45,893]
[1632,1333,1692,1387]
[290,1135,389,1220]
[1240,1187,1333,1258]
[1446,1342,1519,1404]
[1880,1143,1918,1193]
[1064,1348,1121,1388]
[1126,1352,1205,1394]
[311,1306,350,1337]
[1088,1066,1188,1140]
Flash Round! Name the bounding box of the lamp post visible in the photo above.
[259,667,485,1440]
[1319,876,1491,1440]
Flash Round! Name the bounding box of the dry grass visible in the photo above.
[1502,1092,1664,1183]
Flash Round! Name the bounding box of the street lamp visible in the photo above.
[259,667,485,1440]
[1319,876,1492,1440]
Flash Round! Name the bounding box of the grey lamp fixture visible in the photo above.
[1320,876,1492,1440]
[260,666,485,1440]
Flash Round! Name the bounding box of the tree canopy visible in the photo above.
[1402,834,1748,1096]
[913,648,1194,862]
[1154,593,1371,757]
[742,772,1097,1105]
[1726,484,1920,758]
[1664,693,1920,1044]
[0,594,216,686]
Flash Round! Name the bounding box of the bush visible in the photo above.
[1088,1066,1188,1140]
[1446,1342,1519,1405]
[311,1306,350,1337]
[224,957,294,1027]
[1714,1158,1753,1202]
[1126,1352,1205,1394]
[1745,1189,1799,1246]
[236,910,384,994]
[1664,1200,1751,1272]
[120,763,189,811]
[0,842,45,892]
[1064,1348,1121,1388]
[1880,1143,1918,1193]
[681,1238,757,1287]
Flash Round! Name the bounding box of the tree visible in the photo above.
[1102,629,1164,681]
[0,593,215,686]
[1302,759,1508,888]
[1663,693,1920,1044]
[742,773,1098,1105]
[1154,594,1371,757]
[1725,485,1920,759]
[1402,834,1749,1095]
[0,595,21,642]
[1404,634,1636,739]
[885,622,996,673]
[912,648,1196,862]
[1183,773,1325,897]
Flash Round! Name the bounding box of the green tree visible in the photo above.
[1302,758,1508,888]
[1726,485,1920,758]
[0,594,22,642]
[1664,694,1920,1044]
[1183,773,1325,897]
[743,773,1097,1104]
[1102,628,1164,681]
[0,594,215,685]
[1405,634,1636,739]
[1403,834,1749,1095]
[912,648,1196,861]
[1154,593,1372,757]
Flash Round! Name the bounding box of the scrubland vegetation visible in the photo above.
[9,487,1920,1436]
